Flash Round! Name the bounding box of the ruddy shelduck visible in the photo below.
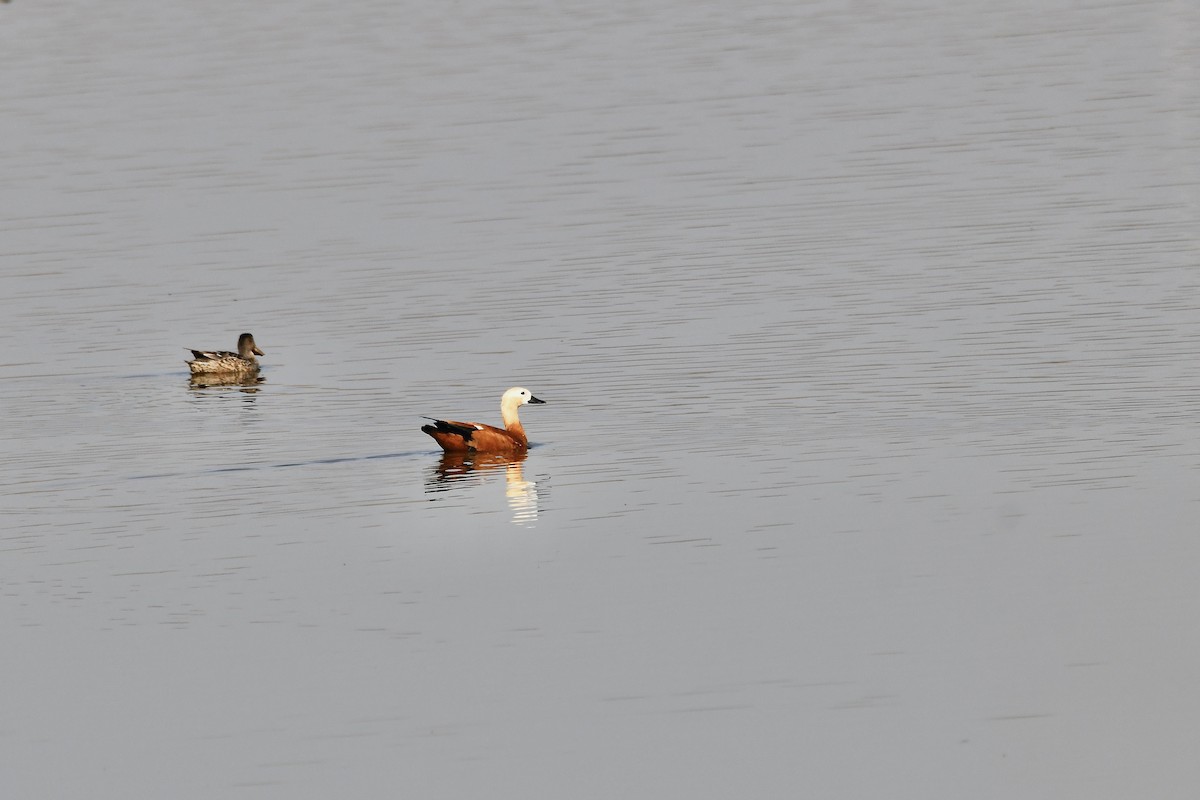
[422,387,546,453]
[186,332,264,375]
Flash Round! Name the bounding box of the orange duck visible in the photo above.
[422,387,546,453]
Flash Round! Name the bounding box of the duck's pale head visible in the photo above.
[504,386,545,406]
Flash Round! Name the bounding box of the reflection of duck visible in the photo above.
[186,332,264,376]
[427,451,540,526]
[188,371,264,390]
[422,387,546,453]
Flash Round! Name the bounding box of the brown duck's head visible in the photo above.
[238,332,264,358]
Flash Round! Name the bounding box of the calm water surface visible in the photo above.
[3,1,1200,798]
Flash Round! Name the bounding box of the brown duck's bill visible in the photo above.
[253,346,265,356]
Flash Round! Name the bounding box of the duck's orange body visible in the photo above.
[422,387,546,453]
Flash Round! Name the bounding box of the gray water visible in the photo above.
[3,1,1200,797]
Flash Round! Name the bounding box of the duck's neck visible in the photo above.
[506,424,528,447]
[501,399,523,431]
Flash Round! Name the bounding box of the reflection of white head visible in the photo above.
[505,461,538,527]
